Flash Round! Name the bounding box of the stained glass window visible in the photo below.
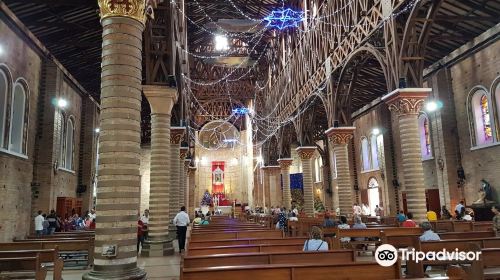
[480,95,492,142]
[423,118,431,155]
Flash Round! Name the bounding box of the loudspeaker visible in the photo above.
[333,120,339,128]
[353,184,359,191]
[392,179,400,188]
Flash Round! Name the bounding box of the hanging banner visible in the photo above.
[212,161,225,193]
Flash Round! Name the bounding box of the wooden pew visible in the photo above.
[481,247,500,279]
[381,230,496,248]
[329,227,423,250]
[188,237,308,249]
[190,230,283,242]
[0,254,47,280]
[182,261,402,280]
[182,250,356,269]
[0,239,94,266]
[186,243,305,256]
[406,237,500,278]
[0,248,63,280]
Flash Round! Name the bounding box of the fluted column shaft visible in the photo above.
[278,159,293,210]
[326,127,355,216]
[84,2,149,278]
[179,148,188,209]
[296,147,316,216]
[383,88,430,222]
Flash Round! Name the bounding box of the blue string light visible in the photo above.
[264,8,304,30]
[232,107,249,115]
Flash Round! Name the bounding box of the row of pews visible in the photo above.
[0,230,94,280]
[182,215,500,280]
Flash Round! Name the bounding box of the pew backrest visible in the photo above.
[190,230,283,241]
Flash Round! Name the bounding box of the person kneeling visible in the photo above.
[303,226,328,251]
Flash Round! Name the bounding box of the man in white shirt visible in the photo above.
[140,209,149,240]
[173,206,190,252]
[88,209,96,220]
[34,210,44,237]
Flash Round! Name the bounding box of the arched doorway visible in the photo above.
[368,178,380,216]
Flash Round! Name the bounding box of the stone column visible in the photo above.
[268,166,281,207]
[183,158,191,209]
[325,127,355,217]
[260,166,268,210]
[278,158,293,210]
[84,1,148,279]
[382,88,430,222]
[296,147,316,216]
[188,166,197,217]
[141,86,176,257]
[179,147,188,209]
[169,127,185,235]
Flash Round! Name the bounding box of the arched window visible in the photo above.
[418,114,432,159]
[0,68,8,149]
[495,82,500,127]
[361,137,370,171]
[370,134,379,169]
[470,89,493,146]
[64,118,75,170]
[9,82,27,154]
[332,151,337,179]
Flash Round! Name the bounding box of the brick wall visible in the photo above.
[0,17,42,241]
[449,39,500,205]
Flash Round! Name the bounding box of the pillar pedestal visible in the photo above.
[278,158,293,210]
[382,88,430,222]
[141,85,177,257]
[325,127,355,217]
[296,146,317,216]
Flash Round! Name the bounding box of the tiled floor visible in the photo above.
[47,242,182,280]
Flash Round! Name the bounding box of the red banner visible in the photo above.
[211,161,225,193]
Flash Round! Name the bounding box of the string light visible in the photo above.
[264,8,305,30]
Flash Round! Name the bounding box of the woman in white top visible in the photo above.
[288,212,299,222]
[337,216,351,243]
[303,226,328,251]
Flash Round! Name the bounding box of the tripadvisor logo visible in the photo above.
[375,244,482,267]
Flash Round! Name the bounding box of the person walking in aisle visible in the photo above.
[173,206,190,252]
[34,210,44,237]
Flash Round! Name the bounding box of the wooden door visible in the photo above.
[425,189,441,218]
[360,189,368,205]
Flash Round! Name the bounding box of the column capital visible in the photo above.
[143,85,177,115]
[188,166,197,172]
[179,147,189,160]
[325,127,356,145]
[98,0,155,24]
[277,158,293,169]
[296,146,316,160]
[170,127,186,144]
[267,165,281,172]
[382,88,431,115]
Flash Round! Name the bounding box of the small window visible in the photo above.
[9,83,26,154]
[0,69,8,149]
[361,137,370,171]
[495,83,500,127]
[332,151,337,179]
[65,118,74,170]
[470,89,494,146]
[418,114,432,159]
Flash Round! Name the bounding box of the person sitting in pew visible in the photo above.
[322,213,336,228]
[193,213,202,225]
[419,221,440,241]
[289,212,298,222]
[401,212,417,227]
[492,205,500,237]
[337,216,351,246]
[426,210,437,221]
[200,215,210,225]
[462,210,473,221]
[303,226,328,251]
[396,210,406,223]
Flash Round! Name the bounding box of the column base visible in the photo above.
[140,239,174,257]
[83,267,146,280]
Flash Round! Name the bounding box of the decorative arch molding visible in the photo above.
[467,85,495,148]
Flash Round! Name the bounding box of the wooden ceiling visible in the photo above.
[4,0,101,97]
